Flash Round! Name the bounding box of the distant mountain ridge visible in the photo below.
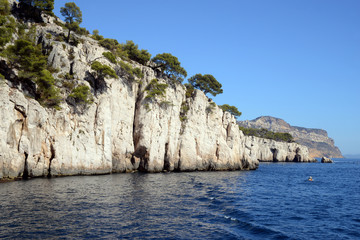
[238,116,343,158]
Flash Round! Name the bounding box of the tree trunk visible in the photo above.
[67,29,71,43]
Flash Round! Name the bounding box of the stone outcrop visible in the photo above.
[321,157,333,163]
[0,10,315,180]
[238,116,343,158]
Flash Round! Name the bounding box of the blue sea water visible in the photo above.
[0,159,359,239]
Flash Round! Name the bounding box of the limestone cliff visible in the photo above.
[238,116,343,158]
[0,10,314,180]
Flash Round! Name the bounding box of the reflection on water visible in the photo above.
[1,161,360,239]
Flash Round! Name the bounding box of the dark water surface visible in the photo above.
[1,159,360,239]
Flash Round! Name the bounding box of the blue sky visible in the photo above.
[54,0,360,155]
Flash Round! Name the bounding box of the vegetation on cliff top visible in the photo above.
[0,0,248,122]
[151,53,187,83]
[239,126,294,143]
[219,104,242,118]
[188,74,223,97]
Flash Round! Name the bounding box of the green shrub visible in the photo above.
[152,53,187,83]
[119,61,143,81]
[16,22,27,36]
[180,101,189,122]
[119,61,133,76]
[45,33,52,39]
[122,40,151,65]
[184,83,194,98]
[91,61,117,79]
[64,73,74,80]
[91,29,104,41]
[115,47,129,60]
[4,39,47,74]
[62,80,75,90]
[47,66,59,73]
[3,35,61,109]
[238,126,294,143]
[98,39,150,65]
[144,78,168,100]
[54,20,65,28]
[75,26,89,36]
[0,0,11,15]
[133,67,143,79]
[99,38,119,52]
[68,85,93,105]
[205,102,216,114]
[55,34,66,42]
[0,15,16,48]
[188,73,223,97]
[102,51,117,64]
[0,73,5,85]
[160,100,173,108]
[35,69,62,109]
[219,104,241,118]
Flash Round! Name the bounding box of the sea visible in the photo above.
[0,158,359,240]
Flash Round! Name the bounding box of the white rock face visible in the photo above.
[0,19,315,180]
[243,136,315,162]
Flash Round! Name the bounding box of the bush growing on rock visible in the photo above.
[205,102,217,114]
[152,53,187,83]
[219,104,242,118]
[98,39,150,65]
[180,101,190,122]
[103,51,117,64]
[0,0,11,15]
[0,15,16,49]
[75,26,89,36]
[144,78,168,100]
[118,61,143,81]
[91,29,104,41]
[35,69,61,109]
[68,85,93,105]
[4,39,46,75]
[3,33,61,109]
[122,40,151,65]
[90,61,117,93]
[99,38,119,52]
[239,126,294,143]
[91,61,117,79]
[188,74,223,97]
[184,83,194,98]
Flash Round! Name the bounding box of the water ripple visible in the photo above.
[0,160,359,239]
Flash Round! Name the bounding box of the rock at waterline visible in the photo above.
[321,157,333,163]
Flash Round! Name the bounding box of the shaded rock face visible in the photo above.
[238,116,343,158]
[0,14,313,180]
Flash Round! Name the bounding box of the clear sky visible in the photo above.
[54,0,360,155]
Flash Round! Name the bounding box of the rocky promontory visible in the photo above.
[0,3,315,180]
[238,116,343,158]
